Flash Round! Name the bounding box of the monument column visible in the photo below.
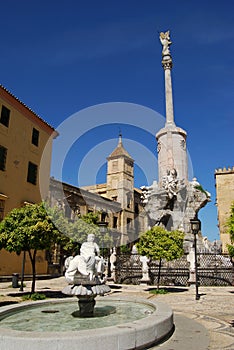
[162,54,174,126]
[142,30,210,243]
[156,31,188,185]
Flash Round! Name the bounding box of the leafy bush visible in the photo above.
[149,288,168,295]
[22,293,46,301]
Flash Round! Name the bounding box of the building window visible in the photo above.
[0,145,7,171]
[0,105,10,127]
[134,204,139,214]
[112,161,118,171]
[127,218,132,227]
[113,216,118,228]
[32,128,39,146]
[101,212,107,221]
[0,200,5,221]
[27,161,38,185]
[125,163,132,174]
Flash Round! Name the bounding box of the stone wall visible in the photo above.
[215,167,234,253]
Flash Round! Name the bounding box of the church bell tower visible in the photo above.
[106,134,134,211]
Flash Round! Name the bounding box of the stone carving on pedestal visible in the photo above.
[180,139,186,150]
[162,168,178,200]
[157,141,161,153]
[141,173,210,252]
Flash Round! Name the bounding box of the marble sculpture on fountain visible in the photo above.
[62,234,110,317]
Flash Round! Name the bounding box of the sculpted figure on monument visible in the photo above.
[163,168,178,199]
[65,233,105,284]
[159,30,172,56]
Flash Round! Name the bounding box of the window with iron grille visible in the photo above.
[32,128,39,146]
[27,161,38,185]
[0,145,7,171]
[0,105,10,127]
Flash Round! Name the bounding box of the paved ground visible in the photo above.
[0,277,233,349]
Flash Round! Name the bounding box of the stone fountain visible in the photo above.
[62,233,111,316]
[0,234,174,349]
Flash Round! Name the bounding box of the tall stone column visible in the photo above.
[162,55,174,126]
[157,31,188,185]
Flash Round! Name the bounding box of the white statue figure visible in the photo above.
[159,31,172,56]
[140,184,155,204]
[64,252,76,271]
[140,186,149,204]
[65,233,105,284]
[163,168,178,199]
[140,255,150,273]
[187,243,195,271]
[109,247,117,281]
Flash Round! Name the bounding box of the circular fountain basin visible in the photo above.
[0,296,173,350]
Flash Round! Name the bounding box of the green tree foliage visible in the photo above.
[136,226,184,289]
[136,226,184,261]
[69,212,112,256]
[82,212,99,225]
[0,202,65,293]
[0,203,113,292]
[48,209,112,256]
[226,202,234,259]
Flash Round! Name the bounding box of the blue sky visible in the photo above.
[0,0,233,241]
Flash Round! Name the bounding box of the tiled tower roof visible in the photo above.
[107,134,133,160]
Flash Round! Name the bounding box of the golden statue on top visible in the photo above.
[159,30,172,56]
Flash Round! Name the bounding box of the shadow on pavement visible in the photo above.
[7,290,71,299]
[146,287,189,293]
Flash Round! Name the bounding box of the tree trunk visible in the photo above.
[157,257,162,290]
[28,250,37,294]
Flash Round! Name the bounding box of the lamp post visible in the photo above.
[190,217,201,300]
[98,221,108,257]
[98,221,108,279]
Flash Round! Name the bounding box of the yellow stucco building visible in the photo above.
[0,85,57,276]
[215,167,234,253]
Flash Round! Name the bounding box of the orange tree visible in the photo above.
[0,202,67,293]
[137,226,184,289]
[226,202,234,260]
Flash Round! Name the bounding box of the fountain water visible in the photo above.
[0,296,173,350]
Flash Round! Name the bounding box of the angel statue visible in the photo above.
[159,31,172,56]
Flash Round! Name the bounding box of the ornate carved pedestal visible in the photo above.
[62,279,111,317]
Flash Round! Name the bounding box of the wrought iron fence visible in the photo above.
[197,253,233,286]
[115,253,233,286]
[149,255,190,286]
[115,253,142,284]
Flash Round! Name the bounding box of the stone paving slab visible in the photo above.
[153,313,210,350]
